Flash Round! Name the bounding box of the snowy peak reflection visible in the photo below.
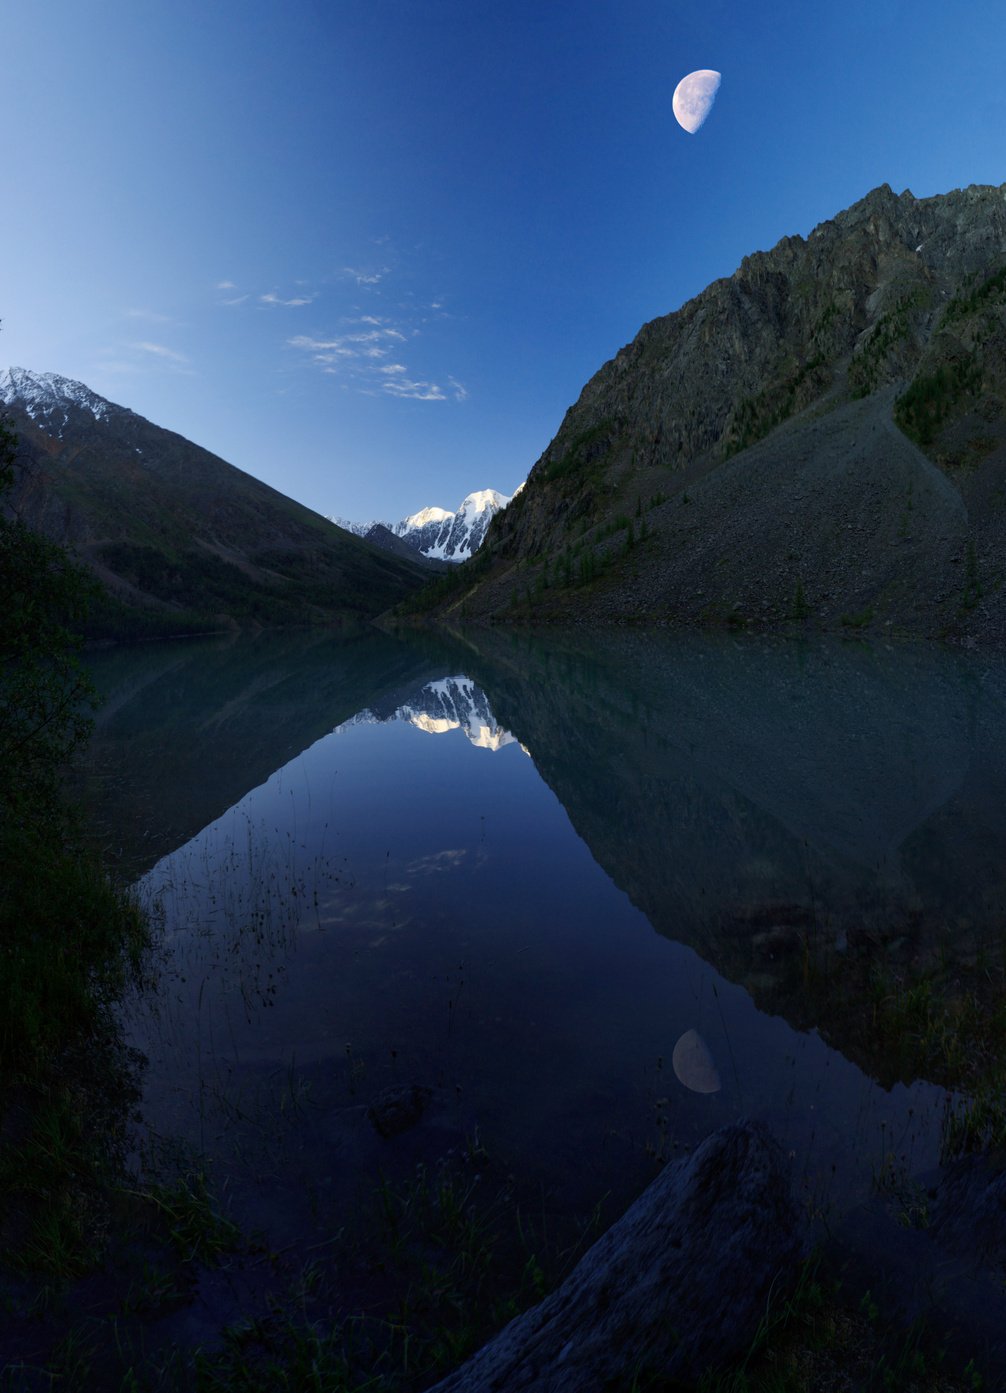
[349,674,520,753]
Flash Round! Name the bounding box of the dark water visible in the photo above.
[81,627,1006,1253]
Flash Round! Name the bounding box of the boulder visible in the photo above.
[428,1120,802,1392]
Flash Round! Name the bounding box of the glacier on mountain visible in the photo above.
[391,489,511,561]
[333,489,513,562]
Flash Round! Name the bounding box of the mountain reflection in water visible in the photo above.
[80,628,1005,1256]
[350,673,522,752]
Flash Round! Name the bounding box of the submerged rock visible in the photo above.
[367,1083,434,1139]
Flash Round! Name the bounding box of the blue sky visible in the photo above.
[3,1,1005,522]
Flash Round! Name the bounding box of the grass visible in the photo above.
[7,1150,607,1393]
[0,819,150,1278]
[120,1171,240,1268]
[696,1255,983,1393]
[24,1125,987,1391]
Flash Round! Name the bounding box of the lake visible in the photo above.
[80,625,1006,1266]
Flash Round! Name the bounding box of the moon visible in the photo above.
[672,1028,722,1094]
[672,69,722,134]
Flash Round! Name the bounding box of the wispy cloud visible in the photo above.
[214,280,249,306]
[344,266,390,286]
[260,291,314,307]
[289,335,355,355]
[216,280,314,308]
[268,247,463,404]
[95,339,194,379]
[124,308,175,325]
[381,378,447,401]
[287,312,461,402]
[131,341,190,366]
[287,325,404,356]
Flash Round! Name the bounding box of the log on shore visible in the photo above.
[428,1121,803,1392]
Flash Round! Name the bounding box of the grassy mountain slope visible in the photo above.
[3,377,431,637]
[426,182,1006,639]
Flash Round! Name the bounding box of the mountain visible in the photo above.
[349,672,519,751]
[359,523,451,571]
[0,368,432,638]
[388,489,512,561]
[330,488,512,563]
[422,182,1006,641]
[328,515,375,536]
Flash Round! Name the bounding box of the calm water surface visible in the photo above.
[82,627,1006,1250]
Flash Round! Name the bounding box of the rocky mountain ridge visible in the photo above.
[424,181,1006,641]
[389,489,512,560]
[1,368,430,637]
[334,489,513,562]
[0,367,114,433]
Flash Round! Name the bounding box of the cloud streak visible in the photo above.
[95,339,195,379]
[131,341,190,365]
[216,280,314,308]
[124,308,175,325]
[261,291,314,307]
[344,266,390,285]
[381,378,447,401]
[287,319,463,403]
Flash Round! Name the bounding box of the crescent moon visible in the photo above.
[672,70,722,134]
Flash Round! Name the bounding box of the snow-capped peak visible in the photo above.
[457,489,508,518]
[0,366,116,436]
[402,505,453,529]
[0,367,123,442]
[389,488,513,561]
[328,486,518,563]
[327,515,380,536]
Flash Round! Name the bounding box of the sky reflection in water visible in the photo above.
[119,640,958,1248]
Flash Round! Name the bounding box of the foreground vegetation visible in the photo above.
[0,417,151,1280]
[3,1137,987,1393]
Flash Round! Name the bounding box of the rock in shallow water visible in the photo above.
[428,1120,803,1392]
[366,1083,433,1139]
